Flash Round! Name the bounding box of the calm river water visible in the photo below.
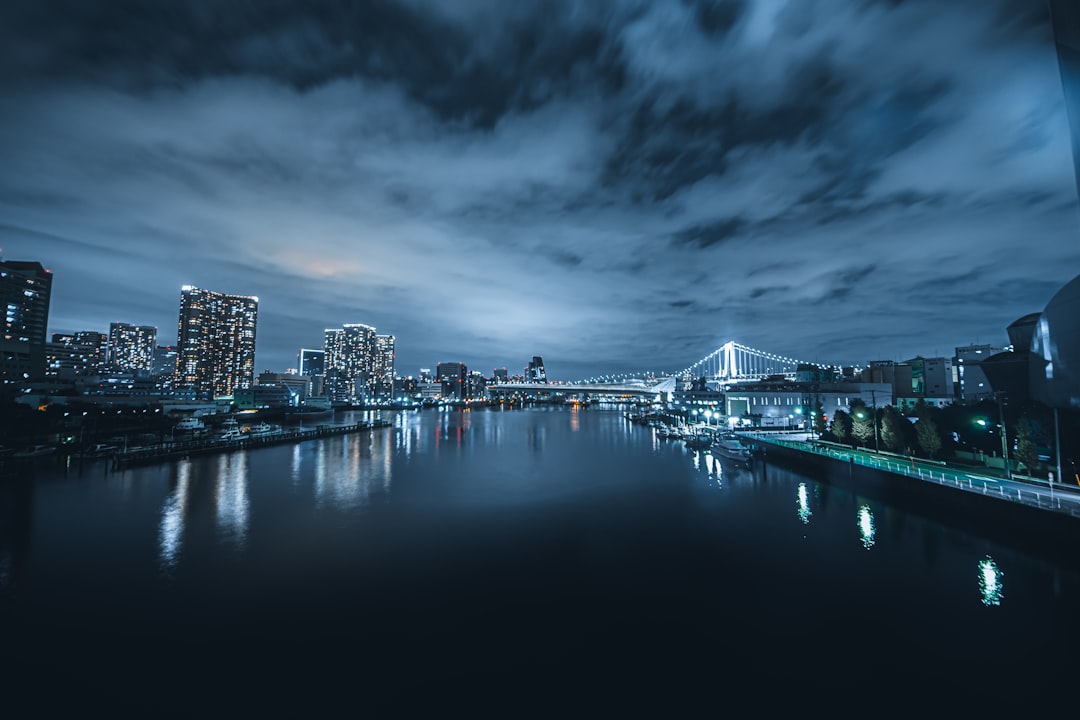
[2,405,1078,715]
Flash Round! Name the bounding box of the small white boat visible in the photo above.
[175,416,206,432]
[246,422,277,437]
[713,433,752,467]
[79,443,118,459]
[13,444,56,458]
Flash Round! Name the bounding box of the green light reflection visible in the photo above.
[978,556,1004,607]
[858,504,875,549]
[797,483,811,524]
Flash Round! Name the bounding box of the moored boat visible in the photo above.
[713,433,752,467]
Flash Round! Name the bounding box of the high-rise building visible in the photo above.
[298,348,325,378]
[46,331,107,377]
[493,368,508,383]
[324,323,375,403]
[526,355,547,383]
[109,322,157,374]
[175,285,258,398]
[1,260,52,390]
[437,361,467,399]
[373,334,395,399]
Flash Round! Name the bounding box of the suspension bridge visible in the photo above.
[497,340,842,399]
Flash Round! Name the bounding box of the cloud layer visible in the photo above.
[2,0,1078,379]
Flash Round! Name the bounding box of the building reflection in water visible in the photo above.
[858,504,875,549]
[313,431,393,511]
[158,461,190,571]
[797,483,812,525]
[215,453,249,551]
[979,556,1004,606]
[570,405,580,432]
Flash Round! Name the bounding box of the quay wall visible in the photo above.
[113,420,392,469]
[754,439,1080,570]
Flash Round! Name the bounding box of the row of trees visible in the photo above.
[817,397,1076,479]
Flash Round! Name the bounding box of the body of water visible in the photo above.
[2,406,1078,715]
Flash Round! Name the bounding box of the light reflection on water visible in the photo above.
[158,460,189,571]
[11,404,1080,715]
[797,483,812,524]
[858,504,876,549]
[215,453,249,550]
[979,556,1004,606]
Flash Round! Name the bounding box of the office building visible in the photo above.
[437,362,467,399]
[109,322,157,374]
[526,356,547,383]
[175,285,258,398]
[1,260,52,390]
[298,348,325,378]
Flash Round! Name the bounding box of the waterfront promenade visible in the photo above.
[740,430,1080,519]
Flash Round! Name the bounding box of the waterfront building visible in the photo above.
[437,362,467,399]
[109,322,157,375]
[1031,273,1080,408]
[297,348,325,397]
[298,348,325,378]
[323,324,376,403]
[468,370,486,398]
[0,259,52,392]
[174,285,258,399]
[373,334,395,399]
[255,371,311,405]
[526,356,547,383]
[46,331,107,377]
[418,368,433,383]
[724,379,891,428]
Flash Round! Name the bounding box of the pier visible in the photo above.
[112,419,392,469]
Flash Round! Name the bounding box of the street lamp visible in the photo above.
[856,409,880,454]
[977,416,1011,481]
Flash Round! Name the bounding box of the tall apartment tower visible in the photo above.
[373,334,395,398]
[175,285,258,398]
[0,260,52,390]
[324,323,375,403]
[109,322,157,374]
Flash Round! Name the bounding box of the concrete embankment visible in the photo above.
[113,420,392,469]
[749,435,1080,569]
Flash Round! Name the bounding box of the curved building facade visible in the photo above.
[1031,273,1080,408]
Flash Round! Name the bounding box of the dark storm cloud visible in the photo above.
[2,0,1077,378]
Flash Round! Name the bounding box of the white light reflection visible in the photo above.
[215,453,249,551]
[158,461,190,570]
[978,556,1004,607]
[291,443,302,486]
[858,504,875,549]
[797,483,811,525]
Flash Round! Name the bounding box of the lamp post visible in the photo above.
[870,389,879,454]
[978,394,1011,480]
[995,392,1011,481]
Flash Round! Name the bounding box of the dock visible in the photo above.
[112,419,392,469]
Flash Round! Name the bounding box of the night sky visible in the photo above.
[2,0,1078,380]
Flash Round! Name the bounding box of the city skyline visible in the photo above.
[3,1,1079,380]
